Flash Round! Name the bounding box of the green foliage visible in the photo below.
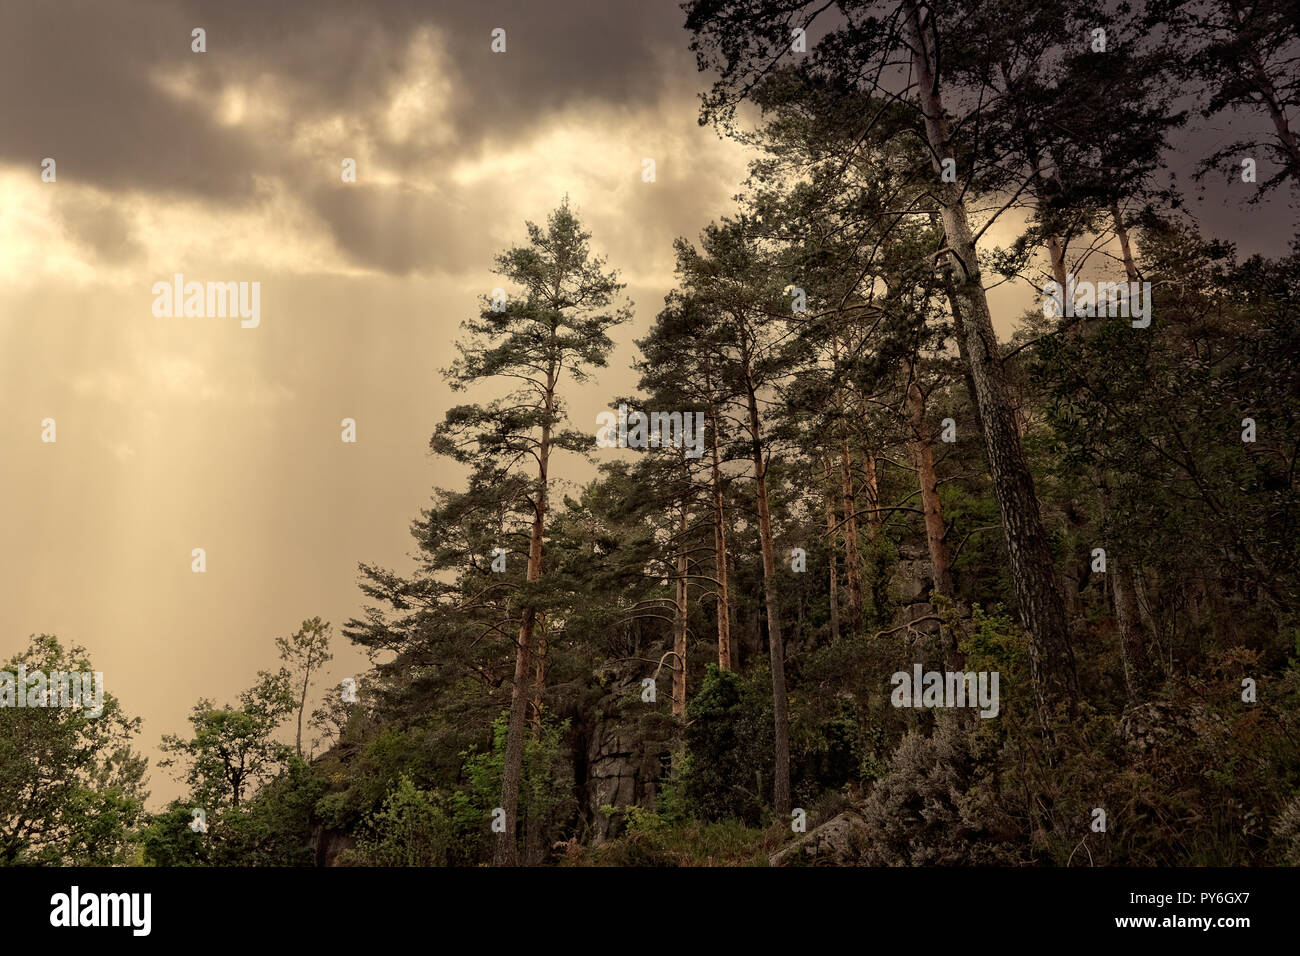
[158,668,297,810]
[349,775,453,867]
[276,617,333,758]
[678,666,774,826]
[961,604,1029,707]
[651,751,691,827]
[0,635,146,865]
[455,713,577,865]
[790,693,860,808]
[563,814,775,867]
[143,758,326,867]
[139,803,208,867]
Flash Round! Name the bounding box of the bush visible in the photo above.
[454,713,578,865]
[678,665,774,825]
[348,775,452,866]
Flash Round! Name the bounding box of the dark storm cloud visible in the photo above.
[1,0,687,189]
[1,0,700,273]
[309,181,515,276]
[1,0,264,198]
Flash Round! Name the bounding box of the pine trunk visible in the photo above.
[904,0,1078,728]
[673,504,689,718]
[840,435,863,629]
[746,376,791,815]
[906,370,954,598]
[862,449,882,538]
[834,336,864,628]
[709,409,733,669]
[530,614,547,733]
[823,458,842,642]
[1111,202,1138,282]
[1107,203,1153,700]
[494,365,554,866]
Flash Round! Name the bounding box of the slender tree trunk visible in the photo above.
[295,657,311,759]
[905,368,954,599]
[1201,568,1231,644]
[904,0,1077,728]
[495,363,555,866]
[1106,202,1154,700]
[709,409,732,669]
[833,335,864,629]
[530,613,547,734]
[1045,234,1069,293]
[729,507,750,669]
[1038,210,1087,619]
[1110,548,1152,699]
[673,503,689,718]
[1043,226,1094,345]
[862,451,882,537]
[1225,0,1300,177]
[850,382,883,540]
[1021,134,1073,328]
[840,434,863,629]
[933,212,986,448]
[1099,485,1151,701]
[745,375,791,815]
[1111,201,1139,282]
[823,458,842,642]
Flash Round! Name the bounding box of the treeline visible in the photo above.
[3,0,1298,866]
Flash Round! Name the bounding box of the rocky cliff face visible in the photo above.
[891,541,941,640]
[892,542,934,605]
[580,658,676,844]
[311,824,355,867]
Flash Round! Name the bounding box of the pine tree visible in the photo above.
[433,201,630,865]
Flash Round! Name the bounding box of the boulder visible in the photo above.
[1118,699,1228,756]
[769,809,870,866]
[892,558,932,604]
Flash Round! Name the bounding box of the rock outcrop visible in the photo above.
[582,658,676,844]
[1118,698,1229,757]
[769,809,870,866]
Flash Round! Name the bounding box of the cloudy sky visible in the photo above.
[1,0,1292,806]
[0,0,760,805]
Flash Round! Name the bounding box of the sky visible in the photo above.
[1,0,1293,807]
